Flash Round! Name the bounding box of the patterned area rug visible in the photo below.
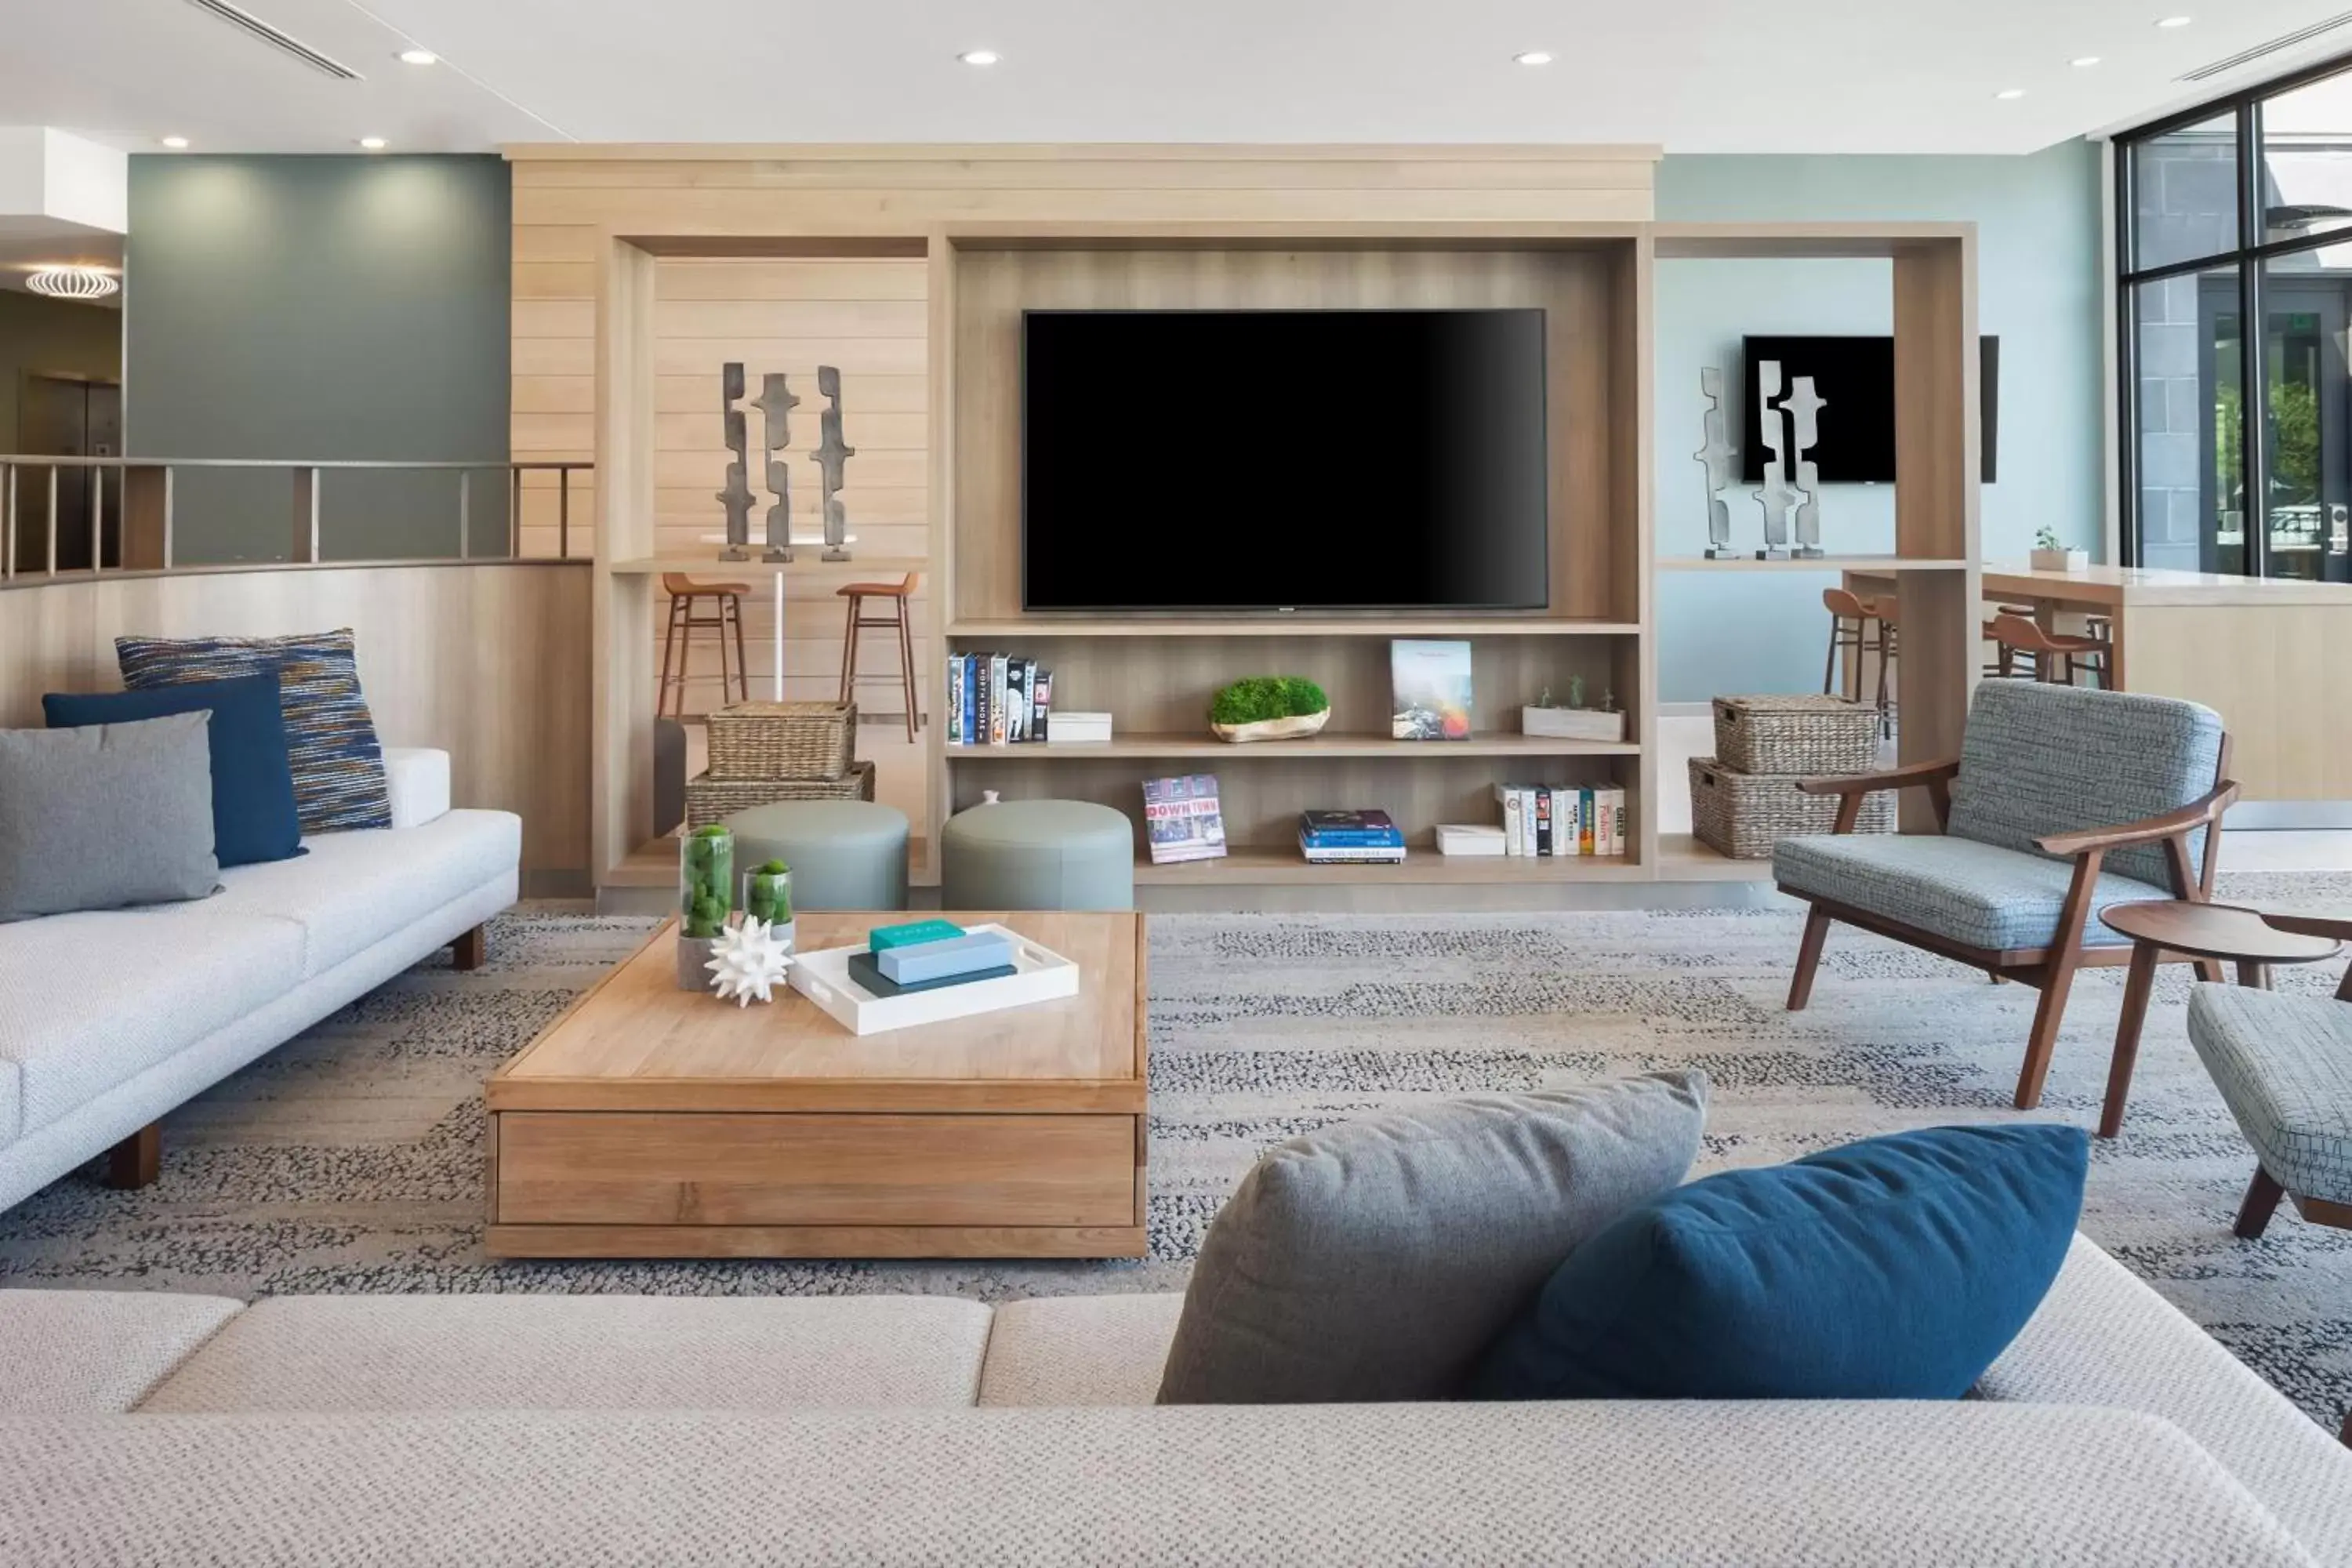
[2,882,2348,1428]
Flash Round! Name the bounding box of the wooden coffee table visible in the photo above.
[484,911,1146,1260]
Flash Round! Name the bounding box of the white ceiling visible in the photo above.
[8,1,2352,156]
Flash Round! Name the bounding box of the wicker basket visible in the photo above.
[704,702,857,782]
[1689,757,1895,861]
[1711,695,1878,776]
[684,761,876,830]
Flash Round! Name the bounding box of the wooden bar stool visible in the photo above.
[659,573,751,720]
[837,572,921,743]
[1866,596,1900,739]
[1820,588,1878,703]
[1986,612,2112,690]
[1982,604,2040,679]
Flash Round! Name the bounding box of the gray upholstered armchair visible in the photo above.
[1774,681,2237,1111]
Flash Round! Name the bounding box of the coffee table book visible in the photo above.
[483,912,1147,1261]
[797,922,1081,1035]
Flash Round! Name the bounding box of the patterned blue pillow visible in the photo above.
[116,629,392,833]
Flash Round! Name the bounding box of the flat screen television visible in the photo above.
[1022,309,1549,612]
[1738,335,2000,485]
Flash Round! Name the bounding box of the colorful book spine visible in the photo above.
[1534,789,1552,857]
[869,918,966,952]
[991,655,1009,745]
[1032,668,1051,742]
[1498,786,1523,856]
[1580,786,1596,855]
[1005,659,1029,743]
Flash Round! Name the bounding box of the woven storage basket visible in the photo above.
[1711,695,1878,776]
[1689,757,1895,861]
[705,702,857,782]
[685,761,876,830]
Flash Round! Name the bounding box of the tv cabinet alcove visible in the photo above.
[510,148,1980,904]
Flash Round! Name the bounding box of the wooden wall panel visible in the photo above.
[0,564,591,887]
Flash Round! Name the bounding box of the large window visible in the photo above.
[2119,64,2352,579]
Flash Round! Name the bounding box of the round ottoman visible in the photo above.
[723,799,909,912]
[940,799,1134,911]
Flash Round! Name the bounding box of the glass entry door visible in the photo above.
[2264,286,2352,582]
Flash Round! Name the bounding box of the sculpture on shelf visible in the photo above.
[1752,360,1799,561]
[716,362,756,561]
[705,916,793,1007]
[811,365,855,561]
[750,373,800,563]
[1784,374,1827,559]
[1694,365,1738,559]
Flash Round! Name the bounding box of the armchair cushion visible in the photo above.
[1944,682,2223,890]
[2186,985,2352,1207]
[1774,834,2171,953]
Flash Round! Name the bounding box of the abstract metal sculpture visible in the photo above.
[716,362,756,561]
[1694,365,1738,559]
[811,365,855,562]
[750,372,800,563]
[1784,374,1827,559]
[1752,361,1798,560]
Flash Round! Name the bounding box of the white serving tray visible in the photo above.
[787,923,1081,1036]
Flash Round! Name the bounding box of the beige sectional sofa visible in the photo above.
[2,1235,2347,1566]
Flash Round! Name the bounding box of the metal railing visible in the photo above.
[0,456,593,580]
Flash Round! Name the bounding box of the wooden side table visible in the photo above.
[2096,902,2344,1138]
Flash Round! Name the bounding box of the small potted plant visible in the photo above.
[1210,676,1330,743]
[2030,526,2089,573]
[742,858,793,953]
[677,825,735,988]
[1521,675,1626,742]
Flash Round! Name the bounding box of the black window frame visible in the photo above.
[2117,50,2352,573]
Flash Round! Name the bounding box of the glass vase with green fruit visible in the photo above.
[743,859,792,930]
[678,826,735,939]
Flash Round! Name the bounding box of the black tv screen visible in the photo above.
[1739,335,2000,485]
[1022,310,1548,612]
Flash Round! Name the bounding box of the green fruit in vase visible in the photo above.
[745,858,792,927]
[679,826,735,939]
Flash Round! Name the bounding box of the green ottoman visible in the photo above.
[724,799,909,912]
[940,799,1134,911]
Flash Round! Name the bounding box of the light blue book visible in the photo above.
[877,931,1018,984]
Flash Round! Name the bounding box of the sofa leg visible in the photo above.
[450,924,488,971]
[2234,1166,2285,1240]
[1788,907,1832,1012]
[105,1123,160,1189]
[2013,954,2080,1111]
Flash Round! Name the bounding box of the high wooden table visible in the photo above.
[1846,561,2352,808]
[485,911,1147,1260]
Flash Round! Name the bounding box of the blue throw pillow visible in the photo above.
[1468,1123,2088,1402]
[45,672,305,868]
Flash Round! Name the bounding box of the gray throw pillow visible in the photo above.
[1156,1070,1710,1404]
[0,713,220,923]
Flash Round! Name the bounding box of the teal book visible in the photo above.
[869,919,966,953]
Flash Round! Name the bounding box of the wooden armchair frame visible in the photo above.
[1781,737,2238,1111]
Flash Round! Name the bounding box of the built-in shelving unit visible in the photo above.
[550,144,1979,903]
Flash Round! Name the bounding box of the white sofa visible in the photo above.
[0,1236,2346,1566]
[0,749,519,1214]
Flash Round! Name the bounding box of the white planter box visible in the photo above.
[2030,547,2090,572]
[1520,706,1627,743]
[788,922,1080,1035]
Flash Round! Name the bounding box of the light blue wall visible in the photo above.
[1651,143,2106,703]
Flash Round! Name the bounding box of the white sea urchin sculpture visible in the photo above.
[705,916,793,1007]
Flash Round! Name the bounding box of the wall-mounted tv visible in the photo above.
[1022,309,1549,612]
[1738,335,2000,485]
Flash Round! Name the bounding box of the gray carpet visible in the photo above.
[2,881,2347,1429]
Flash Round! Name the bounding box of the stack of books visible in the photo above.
[945,654,1054,746]
[1299,809,1406,865]
[1494,784,1628,857]
[846,919,1018,997]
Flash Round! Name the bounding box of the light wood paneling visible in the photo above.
[593,239,660,879]
[0,564,590,884]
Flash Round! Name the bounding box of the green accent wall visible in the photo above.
[0,289,120,451]
[122,154,510,564]
[1652,143,2106,704]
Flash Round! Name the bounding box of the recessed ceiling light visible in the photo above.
[958,49,1000,66]
[357,136,388,151]
[2157,15,2193,27]
[1514,51,1555,66]
[1994,88,2026,100]
[397,48,437,66]
[160,135,190,149]
[2071,56,2103,67]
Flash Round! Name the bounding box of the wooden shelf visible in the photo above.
[1135,844,1647,885]
[945,618,1642,639]
[1652,833,1776,883]
[1654,556,1970,573]
[947,732,1639,760]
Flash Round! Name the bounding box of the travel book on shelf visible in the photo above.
[1142,774,1227,864]
[944,654,1054,746]
[1490,784,1628,857]
[1391,638,1473,741]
